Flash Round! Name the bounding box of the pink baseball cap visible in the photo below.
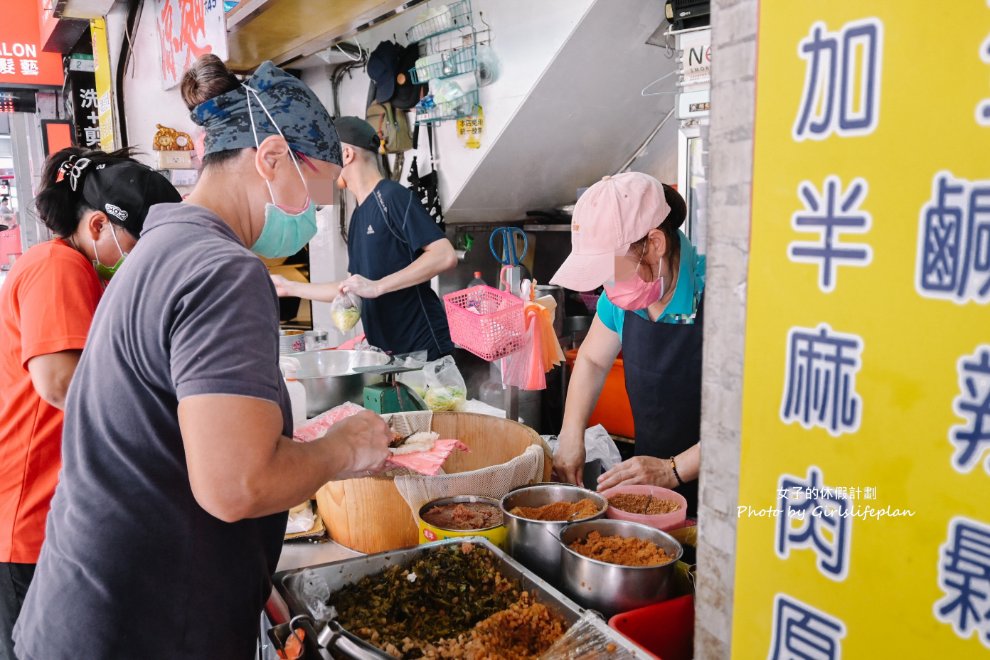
[550,172,671,292]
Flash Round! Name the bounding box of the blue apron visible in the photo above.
[621,297,704,516]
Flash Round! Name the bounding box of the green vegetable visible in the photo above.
[424,386,465,412]
[330,545,520,651]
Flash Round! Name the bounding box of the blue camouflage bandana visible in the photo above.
[190,61,341,166]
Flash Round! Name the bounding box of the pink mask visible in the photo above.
[273,194,312,215]
[604,256,664,311]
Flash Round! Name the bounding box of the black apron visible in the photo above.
[621,297,704,517]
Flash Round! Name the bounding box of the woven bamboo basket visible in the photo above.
[315,412,552,554]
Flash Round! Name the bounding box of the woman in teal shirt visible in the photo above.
[551,172,704,515]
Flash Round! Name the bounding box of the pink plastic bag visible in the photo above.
[293,403,468,475]
[501,308,545,390]
[387,439,469,475]
[293,402,364,442]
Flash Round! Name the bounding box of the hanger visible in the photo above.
[641,70,678,97]
[477,11,493,46]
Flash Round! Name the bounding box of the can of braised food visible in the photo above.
[279,329,306,354]
[417,496,507,549]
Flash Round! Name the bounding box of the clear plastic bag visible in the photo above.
[476,45,501,87]
[297,568,334,620]
[422,356,467,411]
[330,291,362,332]
[543,425,623,472]
[394,351,430,399]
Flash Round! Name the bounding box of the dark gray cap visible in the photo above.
[334,116,381,153]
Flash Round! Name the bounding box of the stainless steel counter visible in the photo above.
[277,539,361,572]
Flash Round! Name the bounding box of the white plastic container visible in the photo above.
[279,357,307,427]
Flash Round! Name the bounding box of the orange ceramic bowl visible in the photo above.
[599,485,687,532]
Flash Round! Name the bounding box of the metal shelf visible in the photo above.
[409,44,476,84]
[415,89,479,124]
[405,0,472,43]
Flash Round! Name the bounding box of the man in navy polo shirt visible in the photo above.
[273,117,456,360]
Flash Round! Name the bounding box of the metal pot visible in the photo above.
[557,518,683,618]
[500,484,606,586]
[285,350,390,417]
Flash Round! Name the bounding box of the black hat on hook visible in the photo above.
[367,40,404,103]
[391,43,425,110]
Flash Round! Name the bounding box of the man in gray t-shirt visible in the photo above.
[14,204,372,659]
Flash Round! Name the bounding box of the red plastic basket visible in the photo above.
[443,285,526,361]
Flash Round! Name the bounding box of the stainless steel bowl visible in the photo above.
[285,349,390,417]
[500,484,607,586]
[557,518,683,618]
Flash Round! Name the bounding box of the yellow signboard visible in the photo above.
[90,18,115,152]
[734,2,990,657]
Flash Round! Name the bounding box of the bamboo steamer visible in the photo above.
[315,412,552,554]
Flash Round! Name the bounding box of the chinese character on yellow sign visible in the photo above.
[90,18,115,152]
[456,105,484,149]
[733,2,990,658]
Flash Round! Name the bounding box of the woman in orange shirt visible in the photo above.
[0,147,179,658]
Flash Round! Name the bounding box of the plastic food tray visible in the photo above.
[273,537,649,659]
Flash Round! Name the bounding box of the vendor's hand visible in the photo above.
[552,431,586,486]
[341,274,382,299]
[327,410,391,479]
[597,456,678,491]
[270,274,294,298]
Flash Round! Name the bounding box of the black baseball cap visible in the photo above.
[334,116,381,153]
[367,40,404,103]
[391,43,425,110]
[80,161,181,238]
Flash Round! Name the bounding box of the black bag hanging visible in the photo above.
[407,123,444,230]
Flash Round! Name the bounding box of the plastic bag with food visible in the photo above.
[330,291,362,332]
[423,356,467,412]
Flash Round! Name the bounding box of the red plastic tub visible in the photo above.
[608,594,694,660]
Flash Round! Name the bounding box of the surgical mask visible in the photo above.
[244,84,318,259]
[252,194,318,259]
[604,252,664,311]
[92,223,127,280]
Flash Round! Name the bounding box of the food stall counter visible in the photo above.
[277,539,361,573]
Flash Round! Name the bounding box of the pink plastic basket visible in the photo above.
[443,285,526,361]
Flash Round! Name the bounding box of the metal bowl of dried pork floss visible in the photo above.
[500,483,607,586]
[417,496,507,548]
[557,518,683,618]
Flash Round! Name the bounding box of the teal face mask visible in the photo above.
[251,197,318,259]
[244,84,319,259]
[92,223,127,280]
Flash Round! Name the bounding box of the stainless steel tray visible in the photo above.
[273,537,649,658]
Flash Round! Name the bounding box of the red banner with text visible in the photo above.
[1,0,64,87]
